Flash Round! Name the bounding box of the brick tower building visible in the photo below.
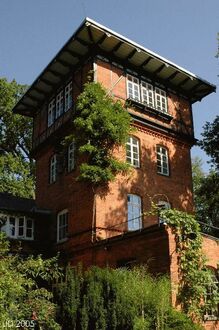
[12,18,218,328]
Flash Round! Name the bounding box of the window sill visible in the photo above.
[126,98,173,123]
[8,237,34,241]
[204,315,219,321]
[57,238,68,244]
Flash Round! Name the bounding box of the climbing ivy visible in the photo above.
[69,81,132,185]
[160,208,219,320]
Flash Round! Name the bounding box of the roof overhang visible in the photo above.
[13,18,216,117]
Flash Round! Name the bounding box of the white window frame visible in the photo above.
[57,209,68,242]
[126,74,168,113]
[157,201,171,225]
[64,81,73,112]
[127,194,142,231]
[1,214,34,240]
[48,98,55,127]
[127,74,140,101]
[155,87,167,113]
[68,142,75,172]
[204,271,219,320]
[156,146,169,176]
[141,81,154,108]
[56,90,63,119]
[126,136,140,168]
[50,154,57,183]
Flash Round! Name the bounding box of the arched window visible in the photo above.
[156,145,169,176]
[127,194,142,231]
[126,136,140,167]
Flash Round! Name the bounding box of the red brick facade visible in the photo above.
[12,19,218,329]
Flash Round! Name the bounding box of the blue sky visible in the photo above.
[0,0,218,172]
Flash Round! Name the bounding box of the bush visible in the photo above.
[56,265,203,330]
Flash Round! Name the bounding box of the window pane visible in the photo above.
[68,142,75,172]
[127,194,142,231]
[127,75,140,101]
[48,99,55,127]
[26,219,33,238]
[155,88,167,113]
[57,211,68,241]
[156,146,169,176]
[126,136,140,168]
[18,217,24,237]
[50,154,57,183]
[65,82,73,112]
[9,217,16,237]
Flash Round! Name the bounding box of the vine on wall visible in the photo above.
[160,208,219,320]
[67,81,132,185]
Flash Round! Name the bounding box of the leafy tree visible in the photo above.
[198,116,219,171]
[0,232,61,329]
[0,77,34,197]
[57,265,203,330]
[0,153,34,198]
[68,81,132,185]
[192,158,219,231]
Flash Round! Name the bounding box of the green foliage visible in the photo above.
[198,115,219,171]
[0,77,35,198]
[192,157,219,230]
[0,232,61,329]
[160,208,219,320]
[0,153,34,198]
[57,265,202,330]
[70,81,132,185]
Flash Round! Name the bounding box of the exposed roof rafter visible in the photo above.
[12,18,216,116]
[140,57,152,68]
[166,71,179,81]
[153,64,166,75]
[127,49,137,60]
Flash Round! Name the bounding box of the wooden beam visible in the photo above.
[177,77,191,87]
[48,69,63,78]
[112,41,123,52]
[166,71,178,81]
[127,49,137,60]
[57,58,72,68]
[75,36,90,47]
[189,82,203,92]
[140,57,152,68]
[87,25,95,43]
[97,33,108,45]
[153,64,166,75]
[27,94,42,102]
[34,87,49,96]
[65,48,81,59]
[40,78,55,87]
